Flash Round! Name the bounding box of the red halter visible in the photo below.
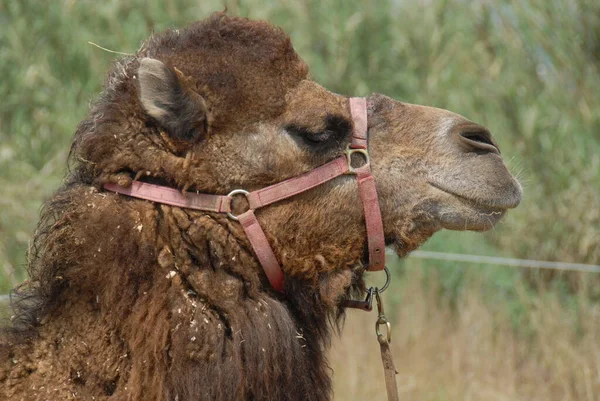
[104,97,385,293]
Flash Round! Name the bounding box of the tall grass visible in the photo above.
[331,265,600,401]
[0,0,599,398]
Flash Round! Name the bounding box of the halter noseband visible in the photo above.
[104,97,385,294]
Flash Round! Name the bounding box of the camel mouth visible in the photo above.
[427,181,519,211]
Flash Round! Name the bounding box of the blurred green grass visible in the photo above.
[1,0,599,313]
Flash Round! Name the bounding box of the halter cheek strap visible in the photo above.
[103,97,385,293]
[348,97,386,271]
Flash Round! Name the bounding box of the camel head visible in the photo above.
[79,15,521,291]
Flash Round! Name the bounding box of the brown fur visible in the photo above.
[0,13,521,401]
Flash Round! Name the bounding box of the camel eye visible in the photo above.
[285,114,351,152]
[286,127,331,144]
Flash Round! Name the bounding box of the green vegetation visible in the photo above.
[1,0,598,312]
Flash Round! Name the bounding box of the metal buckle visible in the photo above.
[342,266,391,311]
[344,146,370,174]
[343,287,375,311]
[226,189,250,221]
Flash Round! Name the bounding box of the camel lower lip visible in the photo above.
[439,207,506,231]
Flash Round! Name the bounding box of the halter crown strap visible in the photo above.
[349,97,368,149]
[103,97,385,292]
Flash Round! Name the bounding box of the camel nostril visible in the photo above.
[459,130,500,154]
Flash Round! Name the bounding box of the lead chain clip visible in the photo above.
[375,289,392,345]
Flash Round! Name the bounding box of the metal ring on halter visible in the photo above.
[226,189,250,221]
[373,266,391,294]
[344,146,370,174]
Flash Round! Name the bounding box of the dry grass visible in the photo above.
[331,267,600,401]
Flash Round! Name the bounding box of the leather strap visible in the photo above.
[354,166,386,270]
[380,339,400,401]
[349,97,386,271]
[349,97,368,149]
[247,156,348,209]
[238,210,285,292]
[104,181,231,213]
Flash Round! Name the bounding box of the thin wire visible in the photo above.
[1,253,599,303]
[409,251,600,274]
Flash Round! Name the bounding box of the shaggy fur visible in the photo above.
[0,15,353,401]
[0,13,521,401]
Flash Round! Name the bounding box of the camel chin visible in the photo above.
[437,196,508,232]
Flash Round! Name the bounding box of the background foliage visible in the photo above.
[1,1,599,399]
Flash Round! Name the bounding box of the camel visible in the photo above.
[0,14,521,401]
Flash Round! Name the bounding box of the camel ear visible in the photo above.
[138,57,208,142]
